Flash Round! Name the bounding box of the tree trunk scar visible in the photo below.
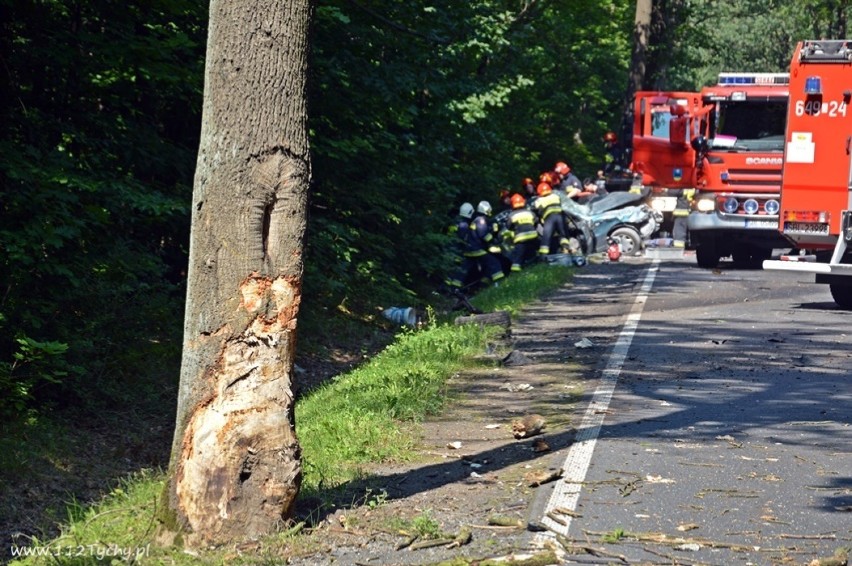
[173,272,302,544]
[261,201,273,259]
[225,368,256,391]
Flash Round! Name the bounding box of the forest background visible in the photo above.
[0,0,849,538]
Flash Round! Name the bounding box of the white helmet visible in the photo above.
[459,202,475,219]
[477,200,492,216]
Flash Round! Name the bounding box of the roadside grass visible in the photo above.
[8,263,573,565]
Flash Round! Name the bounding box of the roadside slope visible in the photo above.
[284,259,650,565]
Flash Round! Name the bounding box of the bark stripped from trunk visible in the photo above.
[160,0,311,548]
[173,273,301,544]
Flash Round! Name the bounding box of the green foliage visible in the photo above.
[1,0,635,425]
[601,527,628,543]
[0,337,73,419]
[0,0,204,420]
[470,263,574,317]
[306,0,633,313]
[9,470,177,565]
[666,1,852,89]
[410,510,443,539]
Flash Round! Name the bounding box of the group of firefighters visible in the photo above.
[446,131,626,290]
[446,157,612,290]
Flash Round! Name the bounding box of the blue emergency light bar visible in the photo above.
[717,73,790,86]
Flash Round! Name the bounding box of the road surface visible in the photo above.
[531,255,852,565]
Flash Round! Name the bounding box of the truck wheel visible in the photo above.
[610,227,642,256]
[751,246,772,263]
[696,242,720,268]
[732,248,751,263]
[829,283,852,310]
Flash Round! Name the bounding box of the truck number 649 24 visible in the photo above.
[795,99,848,117]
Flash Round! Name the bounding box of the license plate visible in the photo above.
[784,221,829,235]
[744,219,778,229]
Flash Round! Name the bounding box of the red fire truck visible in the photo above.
[630,91,702,246]
[762,39,852,309]
[631,73,791,267]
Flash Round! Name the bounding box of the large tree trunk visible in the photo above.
[160,0,311,548]
[622,0,652,143]
[629,0,652,96]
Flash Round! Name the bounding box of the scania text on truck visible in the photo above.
[686,73,791,268]
[762,39,852,309]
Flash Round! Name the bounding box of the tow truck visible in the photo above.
[762,39,852,309]
[631,73,792,267]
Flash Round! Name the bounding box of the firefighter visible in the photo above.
[554,162,582,195]
[602,131,626,175]
[505,193,539,271]
[445,202,481,288]
[497,189,513,213]
[521,177,538,208]
[576,170,609,204]
[475,200,508,281]
[495,190,516,255]
[539,171,559,188]
[533,182,572,255]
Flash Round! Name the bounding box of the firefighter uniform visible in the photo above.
[448,213,504,287]
[505,204,539,271]
[533,184,571,255]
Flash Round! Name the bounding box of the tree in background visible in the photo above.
[669,1,852,89]
[160,0,310,546]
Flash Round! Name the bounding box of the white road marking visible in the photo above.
[534,261,659,544]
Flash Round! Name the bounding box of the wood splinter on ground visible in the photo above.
[525,468,563,487]
[400,527,473,552]
[487,515,524,528]
[512,414,546,439]
[808,547,849,566]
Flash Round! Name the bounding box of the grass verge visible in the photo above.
[8,262,573,565]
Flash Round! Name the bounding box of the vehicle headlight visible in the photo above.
[743,199,759,215]
[764,199,780,215]
[723,197,739,214]
[696,198,716,212]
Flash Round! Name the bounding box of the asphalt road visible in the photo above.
[531,254,852,565]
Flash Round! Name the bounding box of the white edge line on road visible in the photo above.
[534,260,659,546]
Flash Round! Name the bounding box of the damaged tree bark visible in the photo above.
[158,0,311,548]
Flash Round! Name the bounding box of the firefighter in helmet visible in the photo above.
[445,202,481,288]
[602,131,625,175]
[505,193,539,271]
[521,177,538,208]
[533,182,571,255]
[554,161,582,195]
[498,189,513,213]
[475,200,508,280]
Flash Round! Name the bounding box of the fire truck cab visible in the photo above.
[762,39,852,309]
[630,91,702,245]
[630,74,791,266]
[686,73,791,268]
